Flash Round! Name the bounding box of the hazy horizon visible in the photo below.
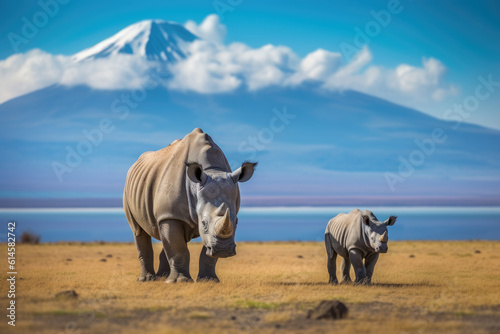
[2,206,499,242]
[1,2,499,241]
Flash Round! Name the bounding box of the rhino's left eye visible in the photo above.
[201,221,209,233]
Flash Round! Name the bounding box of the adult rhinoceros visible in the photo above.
[123,128,256,283]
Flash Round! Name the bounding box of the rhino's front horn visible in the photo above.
[379,231,388,243]
[215,209,233,239]
[216,203,227,216]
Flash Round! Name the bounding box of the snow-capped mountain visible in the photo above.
[2,82,500,206]
[1,17,499,207]
[73,19,198,62]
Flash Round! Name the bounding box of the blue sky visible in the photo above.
[1,0,499,129]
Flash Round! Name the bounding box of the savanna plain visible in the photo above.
[1,241,500,334]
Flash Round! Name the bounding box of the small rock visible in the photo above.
[106,254,113,258]
[307,300,348,320]
[409,254,415,258]
[474,250,481,254]
[66,258,72,261]
[55,290,78,300]
[100,259,107,262]
[297,255,304,259]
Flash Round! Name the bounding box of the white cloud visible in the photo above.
[233,43,298,90]
[167,40,298,93]
[391,57,454,99]
[321,47,457,106]
[0,51,153,104]
[0,50,69,103]
[323,46,373,89]
[185,14,227,44]
[167,36,456,106]
[0,14,457,110]
[166,40,241,93]
[60,55,149,89]
[291,49,342,82]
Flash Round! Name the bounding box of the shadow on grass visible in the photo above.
[267,282,434,288]
[267,282,330,286]
[370,282,435,288]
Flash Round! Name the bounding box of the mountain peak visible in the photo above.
[73,19,198,62]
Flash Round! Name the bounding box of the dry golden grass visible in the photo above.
[1,241,500,333]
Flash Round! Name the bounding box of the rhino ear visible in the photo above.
[186,163,206,184]
[231,162,257,183]
[384,216,397,226]
[362,215,370,226]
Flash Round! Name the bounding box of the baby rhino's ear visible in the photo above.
[384,216,397,226]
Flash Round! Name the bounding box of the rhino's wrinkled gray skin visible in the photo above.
[325,209,397,284]
[123,128,256,283]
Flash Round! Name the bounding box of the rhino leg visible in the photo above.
[349,249,369,284]
[158,220,194,284]
[325,234,338,284]
[340,257,352,283]
[155,248,170,280]
[197,246,219,282]
[134,230,155,282]
[364,253,379,284]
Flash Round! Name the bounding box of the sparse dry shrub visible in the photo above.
[20,230,41,244]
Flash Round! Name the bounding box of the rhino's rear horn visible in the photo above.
[215,209,233,239]
[379,231,388,243]
[216,203,227,216]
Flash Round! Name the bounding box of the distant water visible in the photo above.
[1,206,499,242]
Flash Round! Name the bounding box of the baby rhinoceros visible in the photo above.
[325,209,396,285]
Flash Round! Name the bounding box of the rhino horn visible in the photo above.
[379,231,388,242]
[216,203,227,216]
[215,209,233,239]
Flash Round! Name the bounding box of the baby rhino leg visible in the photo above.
[364,253,379,284]
[349,249,369,284]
